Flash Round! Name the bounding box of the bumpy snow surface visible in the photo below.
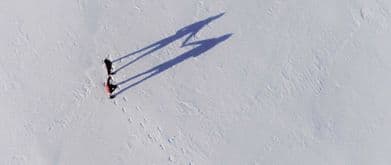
[1,0,391,164]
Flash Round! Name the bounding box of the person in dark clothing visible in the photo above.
[104,58,113,75]
[105,76,117,99]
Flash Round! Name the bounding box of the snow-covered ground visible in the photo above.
[1,0,391,164]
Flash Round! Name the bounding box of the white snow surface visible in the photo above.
[1,0,391,164]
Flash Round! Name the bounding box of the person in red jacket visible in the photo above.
[104,76,117,99]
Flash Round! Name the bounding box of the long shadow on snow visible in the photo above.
[111,13,232,97]
[112,13,225,74]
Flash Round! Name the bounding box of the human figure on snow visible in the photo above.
[105,76,117,99]
[104,58,113,75]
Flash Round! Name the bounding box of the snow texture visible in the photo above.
[1,0,391,164]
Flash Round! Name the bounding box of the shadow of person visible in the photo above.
[111,33,232,97]
[111,13,225,74]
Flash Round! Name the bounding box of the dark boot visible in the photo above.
[109,84,117,93]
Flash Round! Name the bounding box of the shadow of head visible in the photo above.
[190,33,233,57]
[213,33,232,45]
[176,13,225,36]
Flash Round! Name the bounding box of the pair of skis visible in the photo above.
[104,59,117,99]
